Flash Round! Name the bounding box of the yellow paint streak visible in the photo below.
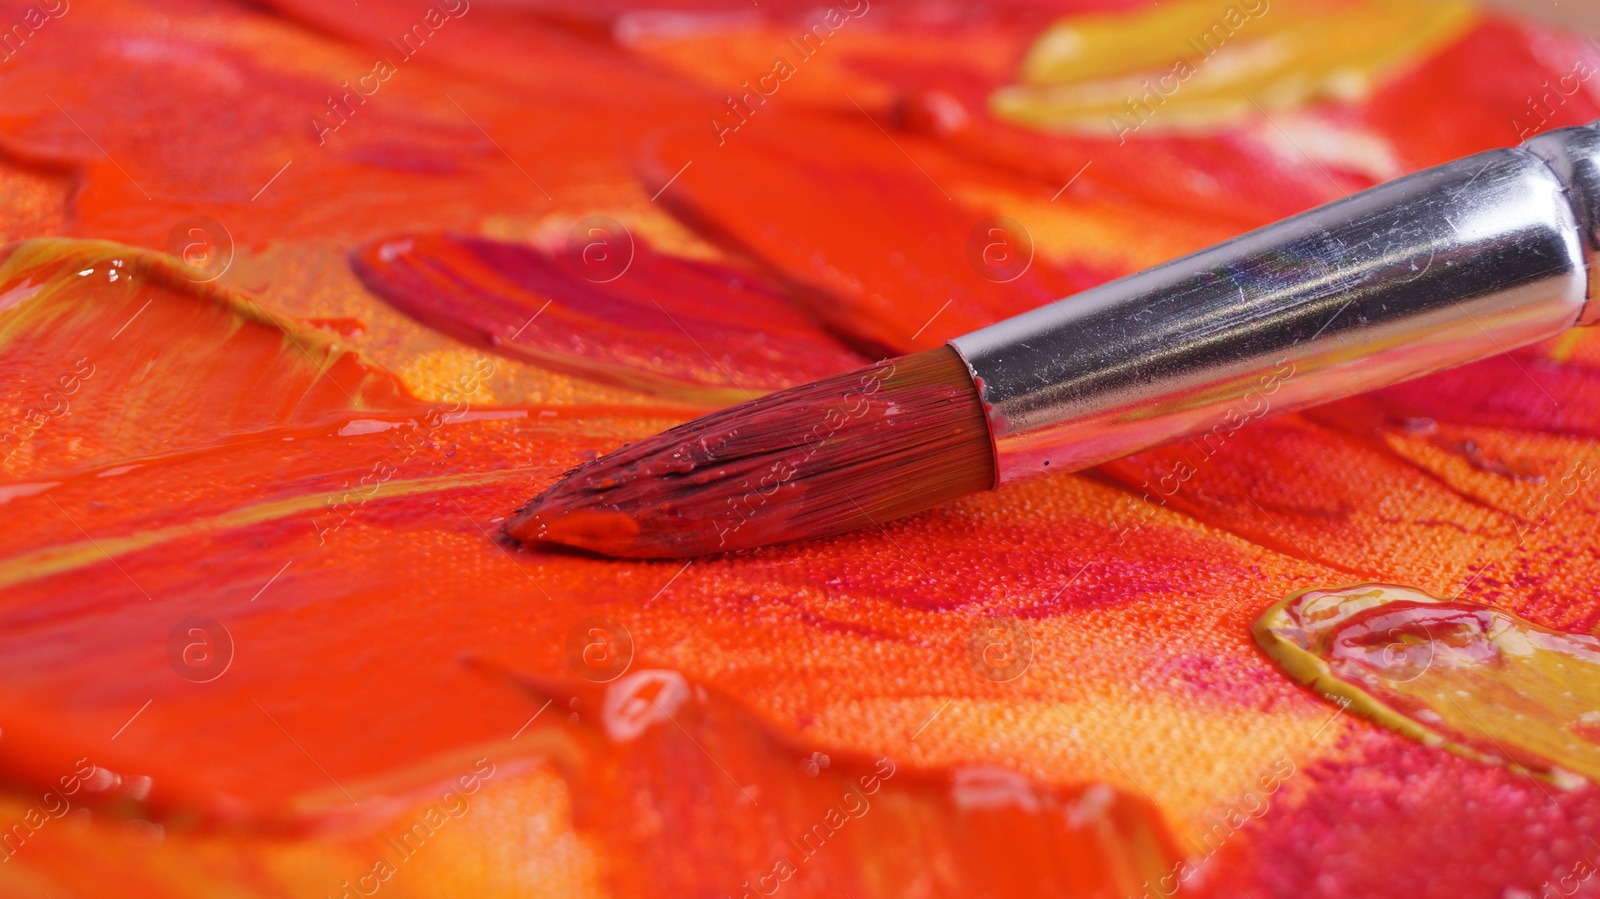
[992,0,1477,134]
[0,468,536,591]
[1256,583,1600,787]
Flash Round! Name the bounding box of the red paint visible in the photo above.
[1205,729,1600,899]
[351,232,868,399]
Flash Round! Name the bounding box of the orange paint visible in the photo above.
[3,0,1600,896]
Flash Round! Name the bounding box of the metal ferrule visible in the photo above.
[950,121,1600,487]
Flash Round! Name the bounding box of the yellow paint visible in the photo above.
[992,0,1477,136]
[1256,583,1600,787]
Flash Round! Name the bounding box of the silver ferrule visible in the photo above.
[951,121,1600,487]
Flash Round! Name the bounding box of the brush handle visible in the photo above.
[951,121,1600,486]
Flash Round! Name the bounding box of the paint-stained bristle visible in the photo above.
[506,346,994,558]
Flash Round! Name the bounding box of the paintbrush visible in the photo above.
[507,120,1600,558]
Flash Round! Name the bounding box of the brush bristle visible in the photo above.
[506,346,994,558]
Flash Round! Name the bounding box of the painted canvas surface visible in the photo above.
[1,0,1600,896]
